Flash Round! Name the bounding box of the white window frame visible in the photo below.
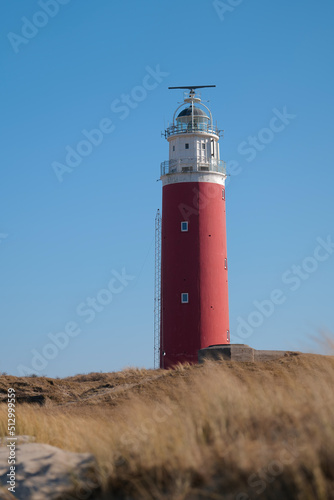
[181,293,189,304]
[181,221,188,232]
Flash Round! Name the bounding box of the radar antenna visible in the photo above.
[168,85,216,95]
[168,85,216,90]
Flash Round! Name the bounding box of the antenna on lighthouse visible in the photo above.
[154,209,162,369]
[168,85,216,90]
[168,85,216,97]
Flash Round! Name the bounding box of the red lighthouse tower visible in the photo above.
[160,86,230,369]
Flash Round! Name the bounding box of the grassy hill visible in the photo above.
[1,353,334,499]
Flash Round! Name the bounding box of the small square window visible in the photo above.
[185,143,189,149]
[172,145,175,151]
[181,293,189,303]
[202,143,205,149]
[181,221,188,232]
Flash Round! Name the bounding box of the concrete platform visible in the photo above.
[198,344,299,363]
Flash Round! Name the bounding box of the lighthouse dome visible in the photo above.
[176,105,210,132]
[177,106,209,119]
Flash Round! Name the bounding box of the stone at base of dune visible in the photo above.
[0,443,99,500]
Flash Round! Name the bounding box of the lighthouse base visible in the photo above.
[198,344,297,363]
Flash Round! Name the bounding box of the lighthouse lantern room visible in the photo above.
[159,86,230,369]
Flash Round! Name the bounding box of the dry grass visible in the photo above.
[1,354,334,499]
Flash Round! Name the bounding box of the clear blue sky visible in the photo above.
[1,0,334,377]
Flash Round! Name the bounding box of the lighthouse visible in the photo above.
[159,86,230,369]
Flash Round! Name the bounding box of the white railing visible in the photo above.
[165,123,220,137]
[160,158,226,176]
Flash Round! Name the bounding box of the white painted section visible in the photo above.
[168,133,219,163]
[161,171,226,187]
[163,96,225,188]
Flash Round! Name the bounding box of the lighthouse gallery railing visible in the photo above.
[161,158,226,176]
[165,123,220,137]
